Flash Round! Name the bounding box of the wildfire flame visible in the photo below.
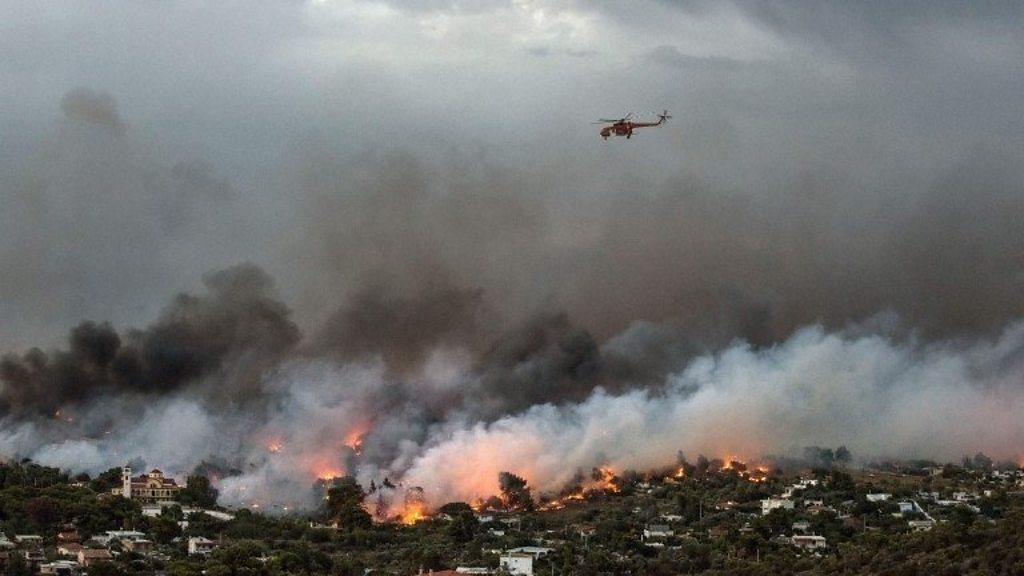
[592,466,620,492]
[720,456,771,482]
[315,467,343,481]
[397,487,428,524]
[343,423,369,455]
[399,501,426,524]
[540,465,622,510]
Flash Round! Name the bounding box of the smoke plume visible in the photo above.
[2,1,1024,515]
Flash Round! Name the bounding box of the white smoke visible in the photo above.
[399,322,1024,506]
[3,319,1024,512]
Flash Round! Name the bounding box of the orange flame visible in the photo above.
[343,423,369,455]
[398,501,427,524]
[315,467,343,481]
[719,455,771,482]
[395,487,428,524]
[591,466,620,493]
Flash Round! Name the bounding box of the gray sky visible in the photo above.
[1,0,1022,349]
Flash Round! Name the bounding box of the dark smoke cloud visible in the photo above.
[0,264,298,417]
[0,88,251,351]
[315,284,487,376]
[287,147,1024,350]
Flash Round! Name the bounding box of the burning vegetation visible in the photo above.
[318,453,780,524]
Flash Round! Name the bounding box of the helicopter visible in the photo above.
[595,110,671,140]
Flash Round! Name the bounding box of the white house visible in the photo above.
[506,546,553,558]
[642,525,674,539]
[39,560,81,575]
[791,534,827,551]
[866,493,891,502]
[142,505,235,521]
[500,553,534,576]
[908,519,935,532]
[761,498,795,515]
[92,530,146,546]
[187,536,219,556]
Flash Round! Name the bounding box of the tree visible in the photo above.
[437,501,474,516]
[206,542,271,576]
[828,469,856,493]
[972,452,994,471]
[835,446,852,466]
[91,467,124,493]
[148,514,182,544]
[803,446,835,468]
[178,474,219,508]
[323,476,372,530]
[83,562,126,576]
[6,552,30,576]
[25,496,60,531]
[269,542,332,574]
[166,561,203,576]
[446,509,479,543]
[696,455,711,476]
[498,472,534,511]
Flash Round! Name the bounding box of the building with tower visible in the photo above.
[112,466,180,505]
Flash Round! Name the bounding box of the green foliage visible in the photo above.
[498,471,534,511]
[324,476,372,530]
[446,509,479,543]
[828,469,856,493]
[91,467,124,493]
[0,461,68,489]
[6,552,31,576]
[437,501,474,516]
[205,542,271,576]
[267,541,332,575]
[178,474,219,508]
[83,562,127,576]
[0,462,142,537]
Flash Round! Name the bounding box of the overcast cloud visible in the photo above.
[2,1,1022,349]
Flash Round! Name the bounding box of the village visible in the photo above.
[1,450,1024,575]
